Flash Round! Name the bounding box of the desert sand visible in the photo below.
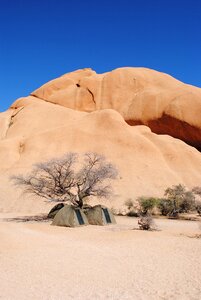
[0,215,201,300]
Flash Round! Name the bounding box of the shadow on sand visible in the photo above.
[2,214,50,223]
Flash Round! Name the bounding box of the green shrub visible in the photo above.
[137,197,158,214]
[157,198,174,216]
[179,191,195,212]
[157,184,196,217]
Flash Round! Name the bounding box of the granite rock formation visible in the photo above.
[31,67,201,151]
[0,67,201,212]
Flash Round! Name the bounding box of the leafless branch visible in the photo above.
[11,152,118,208]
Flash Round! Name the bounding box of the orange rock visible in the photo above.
[0,97,201,213]
[31,67,201,150]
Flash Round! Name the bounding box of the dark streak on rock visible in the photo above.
[86,88,95,104]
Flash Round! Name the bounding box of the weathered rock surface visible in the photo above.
[30,67,201,150]
[0,97,201,213]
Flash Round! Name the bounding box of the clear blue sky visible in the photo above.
[0,0,201,112]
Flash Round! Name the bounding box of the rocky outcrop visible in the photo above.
[29,67,201,150]
[0,98,201,213]
[0,67,201,213]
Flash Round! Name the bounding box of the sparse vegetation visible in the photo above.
[127,210,139,217]
[157,198,174,216]
[192,186,201,196]
[11,152,118,208]
[138,214,155,230]
[179,191,195,213]
[124,199,134,211]
[125,199,139,216]
[125,184,199,221]
[163,184,195,217]
[125,197,159,217]
[137,196,158,214]
[195,202,201,216]
[125,198,156,230]
[192,186,201,216]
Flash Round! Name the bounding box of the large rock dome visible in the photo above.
[0,67,201,213]
[30,67,201,151]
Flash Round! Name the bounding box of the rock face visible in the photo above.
[0,94,201,213]
[30,67,201,151]
[0,67,201,213]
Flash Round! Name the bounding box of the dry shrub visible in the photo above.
[138,213,155,230]
[124,199,139,217]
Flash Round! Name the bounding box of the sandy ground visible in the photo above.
[0,215,201,300]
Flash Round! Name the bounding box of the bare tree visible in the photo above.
[11,153,77,202]
[11,152,118,208]
[74,153,118,207]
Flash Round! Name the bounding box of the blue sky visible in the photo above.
[0,0,201,112]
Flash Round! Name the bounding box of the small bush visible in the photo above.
[192,186,201,197]
[162,184,195,217]
[138,214,155,230]
[125,197,159,217]
[110,207,125,216]
[192,187,201,216]
[125,199,134,211]
[179,191,195,213]
[137,197,158,214]
[195,201,201,216]
[157,198,175,216]
[127,210,139,217]
[125,199,139,217]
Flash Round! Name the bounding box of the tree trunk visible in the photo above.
[77,195,83,208]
